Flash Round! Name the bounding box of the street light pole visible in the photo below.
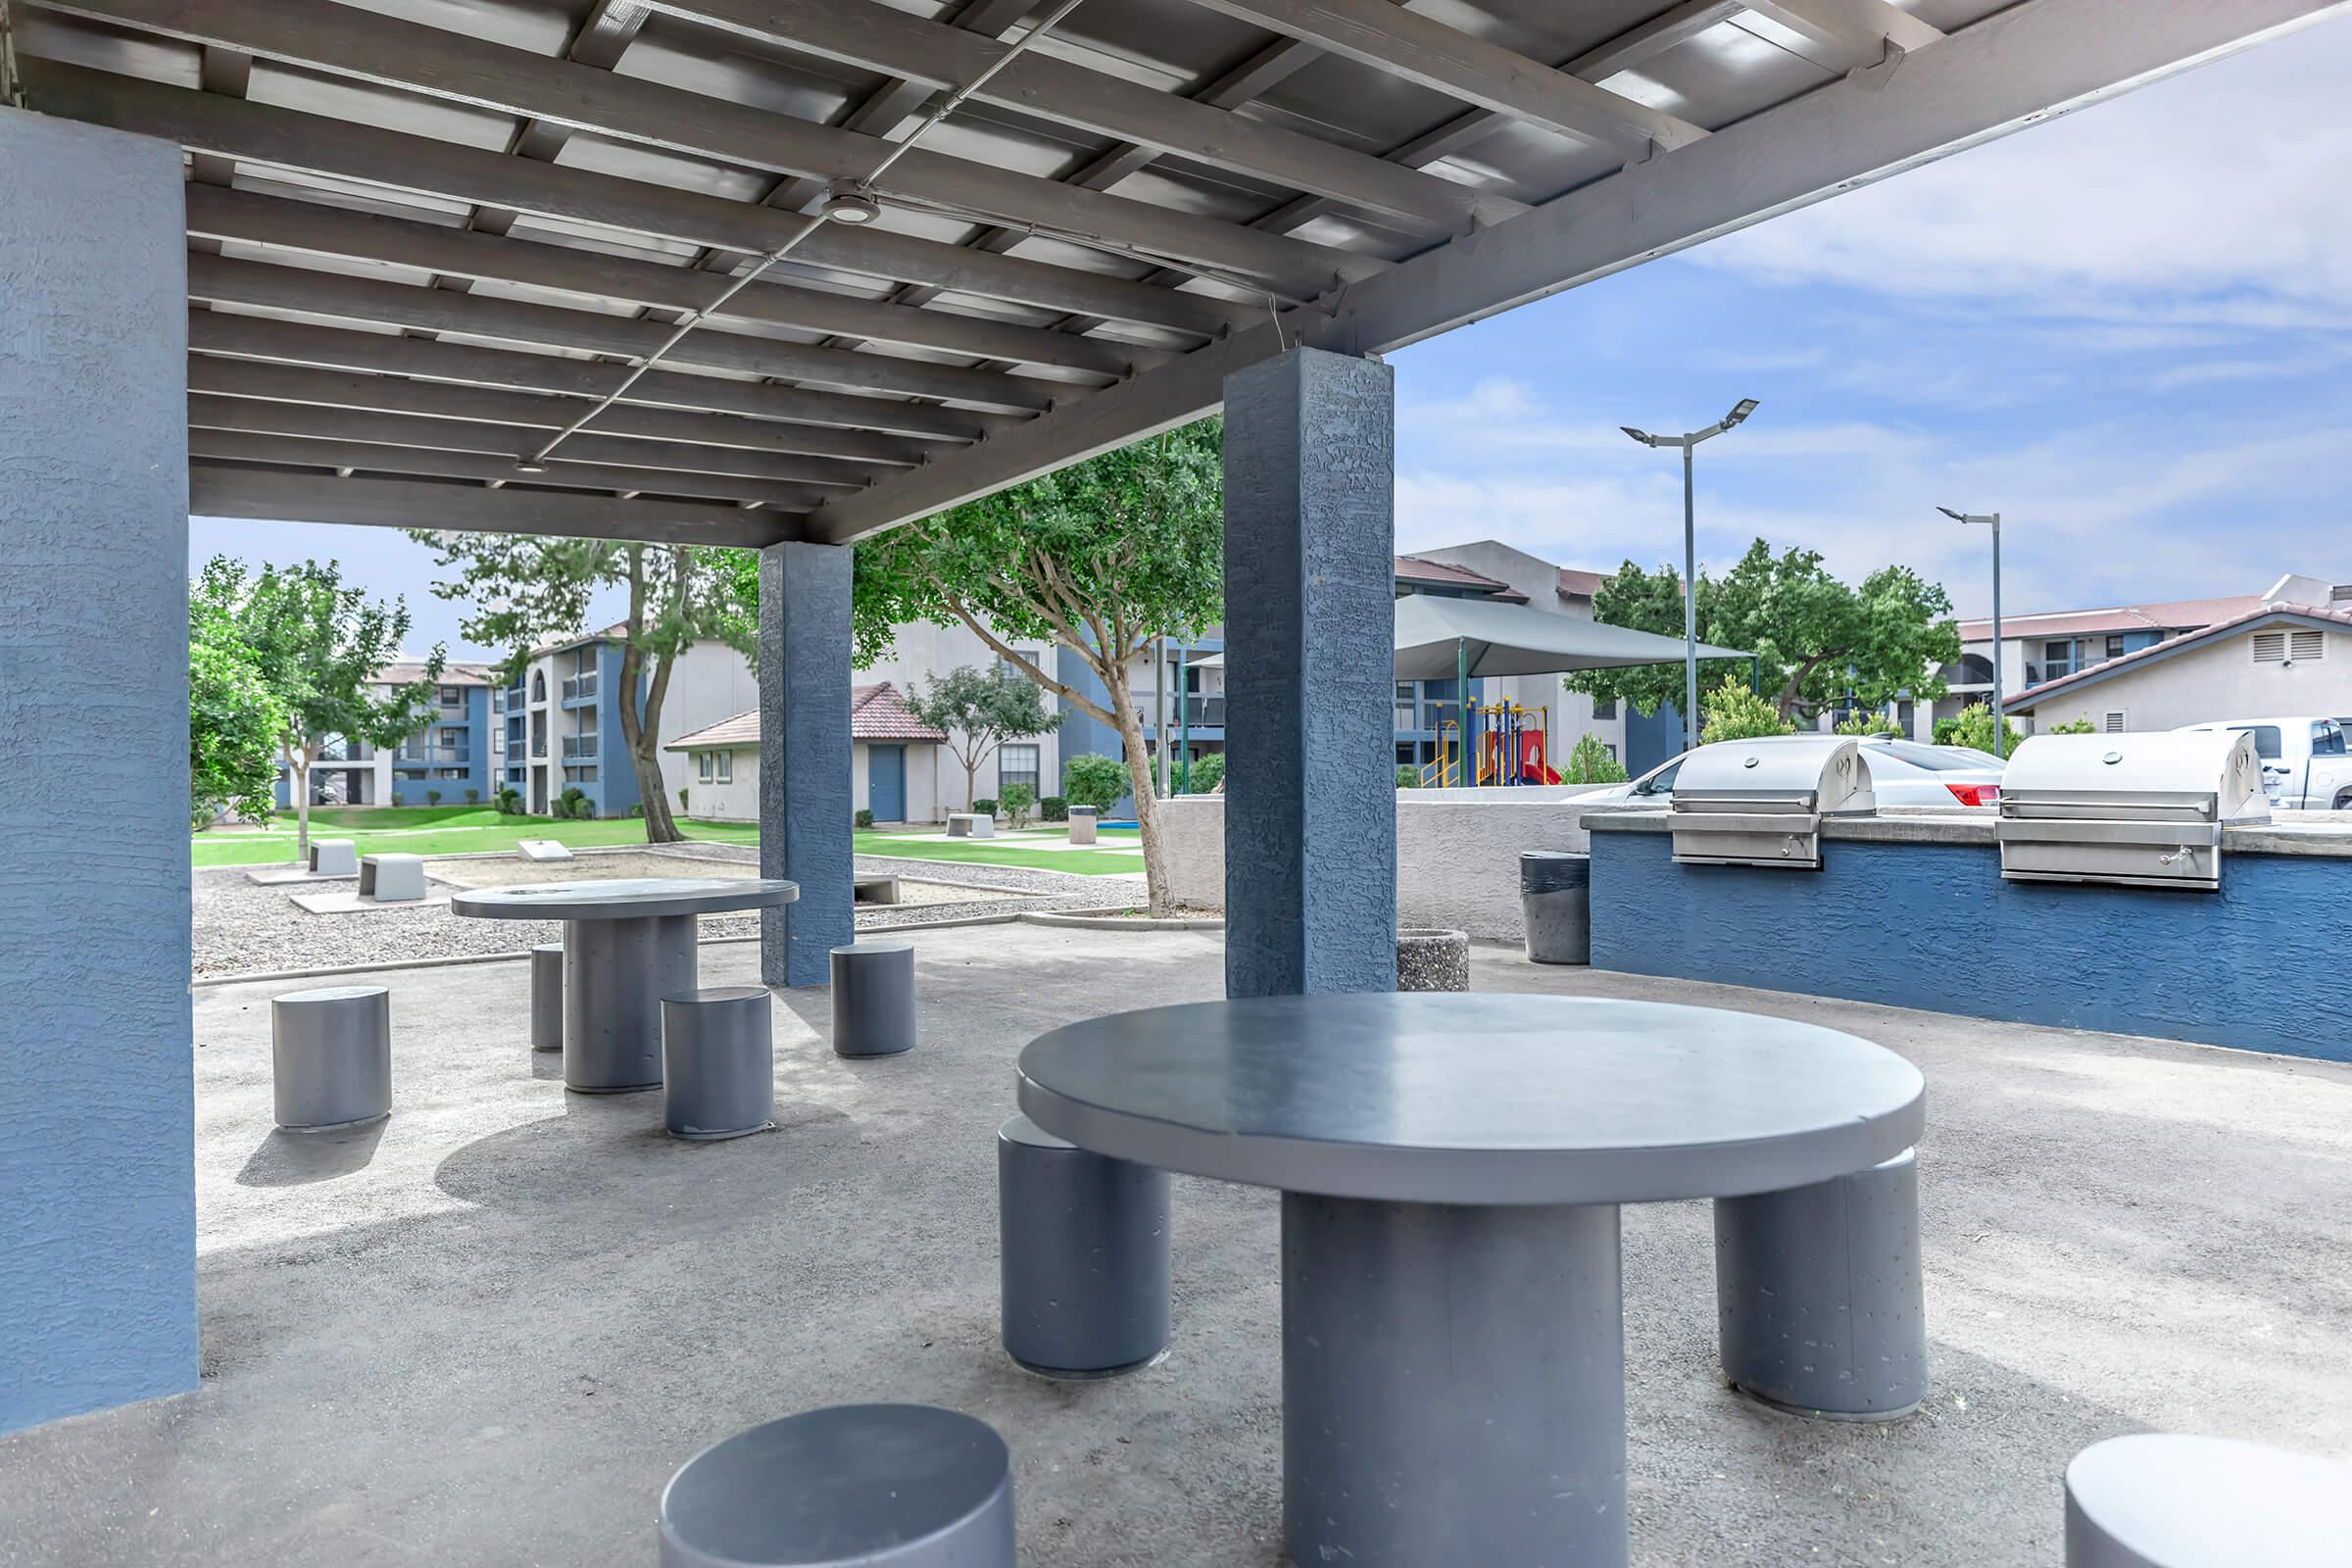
[1937,508,2005,758]
[1622,398,1759,755]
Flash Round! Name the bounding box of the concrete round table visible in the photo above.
[452,878,799,1094]
[1017,993,1926,1568]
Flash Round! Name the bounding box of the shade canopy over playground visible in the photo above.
[1195,593,1750,679]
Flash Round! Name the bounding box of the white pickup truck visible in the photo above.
[2174,716,2352,809]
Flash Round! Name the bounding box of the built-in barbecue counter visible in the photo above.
[1580,734,2352,1063]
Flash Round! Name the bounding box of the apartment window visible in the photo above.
[1592,697,1618,720]
[440,684,463,706]
[491,731,504,756]
[714,752,733,784]
[2104,634,2126,660]
[438,726,464,748]
[697,753,715,784]
[999,744,1040,795]
[436,767,465,780]
[530,670,547,702]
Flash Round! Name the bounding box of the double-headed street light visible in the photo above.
[1622,398,1759,754]
[1936,507,2005,759]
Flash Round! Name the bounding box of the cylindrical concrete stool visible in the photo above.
[1714,1147,1925,1420]
[270,985,393,1132]
[2064,1434,2347,1567]
[999,1113,1171,1377]
[662,986,774,1142]
[659,1404,1015,1568]
[530,943,564,1053]
[1067,805,1098,846]
[1395,928,1470,992]
[1521,851,1592,964]
[830,942,916,1058]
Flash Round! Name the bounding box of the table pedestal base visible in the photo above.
[1281,1193,1627,1568]
[564,915,697,1093]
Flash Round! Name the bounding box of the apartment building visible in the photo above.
[273,661,498,808]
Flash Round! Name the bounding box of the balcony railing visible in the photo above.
[396,745,470,765]
[562,735,598,760]
[314,741,373,763]
[562,674,601,703]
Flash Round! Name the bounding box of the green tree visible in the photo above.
[905,663,1062,812]
[411,535,747,844]
[194,557,444,861]
[1183,751,1226,794]
[1061,754,1131,813]
[841,417,1222,914]
[1569,541,1961,725]
[1561,732,1629,785]
[188,598,286,830]
[1699,674,1797,743]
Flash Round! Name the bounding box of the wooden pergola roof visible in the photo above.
[12,0,2340,548]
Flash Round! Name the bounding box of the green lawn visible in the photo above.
[193,808,1142,875]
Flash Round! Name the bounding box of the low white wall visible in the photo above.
[1158,790,1593,940]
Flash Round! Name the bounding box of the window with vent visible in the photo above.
[2101,710,2128,734]
[2289,630,2325,662]
[2252,631,2287,663]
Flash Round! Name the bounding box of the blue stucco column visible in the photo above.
[0,110,196,1434]
[759,541,854,987]
[1222,347,1398,997]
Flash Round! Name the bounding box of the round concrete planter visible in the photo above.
[1396,928,1471,992]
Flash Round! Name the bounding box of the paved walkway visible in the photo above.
[6,932,2348,1566]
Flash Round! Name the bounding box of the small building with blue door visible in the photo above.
[664,683,948,824]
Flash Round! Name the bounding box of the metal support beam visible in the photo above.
[189,466,798,547]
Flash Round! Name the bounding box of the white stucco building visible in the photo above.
[2006,599,2352,740]
[666,683,950,824]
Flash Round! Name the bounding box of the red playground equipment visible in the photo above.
[1426,703,1560,787]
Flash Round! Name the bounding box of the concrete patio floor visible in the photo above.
[4,928,2349,1567]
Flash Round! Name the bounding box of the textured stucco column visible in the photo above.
[0,111,196,1433]
[758,541,854,987]
[1222,348,1398,997]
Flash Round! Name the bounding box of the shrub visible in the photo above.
[465,788,479,805]
[1834,709,1897,738]
[2045,717,2097,735]
[1562,732,1629,785]
[1698,675,1796,744]
[1000,781,1037,827]
[972,797,999,817]
[1183,752,1226,793]
[1396,765,1420,789]
[426,788,443,807]
[677,786,690,809]
[494,786,522,815]
[628,804,644,818]
[390,790,406,807]
[1941,702,2025,756]
[855,808,874,829]
[1038,795,1068,822]
[1060,753,1128,811]
[555,785,591,820]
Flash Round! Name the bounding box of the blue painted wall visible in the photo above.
[1589,829,2352,1062]
[0,112,198,1433]
[1625,704,1684,775]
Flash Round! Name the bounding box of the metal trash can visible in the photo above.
[1520,851,1591,965]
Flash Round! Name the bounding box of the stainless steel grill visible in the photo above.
[1995,731,2269,892]
[1667,737,1877,871]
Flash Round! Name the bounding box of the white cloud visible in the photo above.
[1687,15,2352,325]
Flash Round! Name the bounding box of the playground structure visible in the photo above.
[1423,703,1562,789]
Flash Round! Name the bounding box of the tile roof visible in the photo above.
[2007,604,2352,708]
[376,661,493,686]
[666,683,949,751]
[1394,555,1525,602]
[1958,595,2262,643]
[1556,568,1608,599]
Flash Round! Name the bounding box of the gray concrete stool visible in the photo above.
[1714,1147,1925,1419]
[1067,805,1098,845]
[270,984,393,1132]
[359,853,426,902]
[1395,927,1470,992]
[999,1113,1170,1377]
[309,838,359,877]
[2065,1434,2347,1566]
[662,986,774,1142]
[529,943,564,1052]
[1520,850,1591,964]
[659,1403,1014,1568]
[830,942,916,1058]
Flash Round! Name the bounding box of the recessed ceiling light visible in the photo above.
[514,459,548,474]
[822,178,882,225]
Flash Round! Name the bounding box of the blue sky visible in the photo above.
[195,11,2352,656]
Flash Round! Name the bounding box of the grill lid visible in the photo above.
[1998,731,2269,824]
[1671,735,1878,815]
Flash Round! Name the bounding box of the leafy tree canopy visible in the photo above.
[188,600,286,828]
[906,663,1062,811]
[1569,540,1961,723]
[1061,754,1131,812]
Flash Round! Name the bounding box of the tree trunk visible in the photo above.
[290,742,312,863]
[617,646,683,843]
[1106,678,1172,916]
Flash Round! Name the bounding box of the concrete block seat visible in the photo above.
[830,942,916,1058]
[530,943,564,1053]
[2064,1434,2348,1566]
[662,986,774,1142]
[999,1113,1170,1377]
[1714,1148,1926,1420]
[358,853,426,903]
[659,1404,1014,1568]
[308,838,359,877]
[270,985,392,1132]
[946,812,994,840]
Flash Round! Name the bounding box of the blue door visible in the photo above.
[867,745,906,822]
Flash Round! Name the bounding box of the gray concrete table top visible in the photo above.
[2065,1433,2350,1566]
[1018,994,1925,1205]
[448,877,800,922]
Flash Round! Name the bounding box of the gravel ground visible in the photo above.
[191,844,1148,979]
